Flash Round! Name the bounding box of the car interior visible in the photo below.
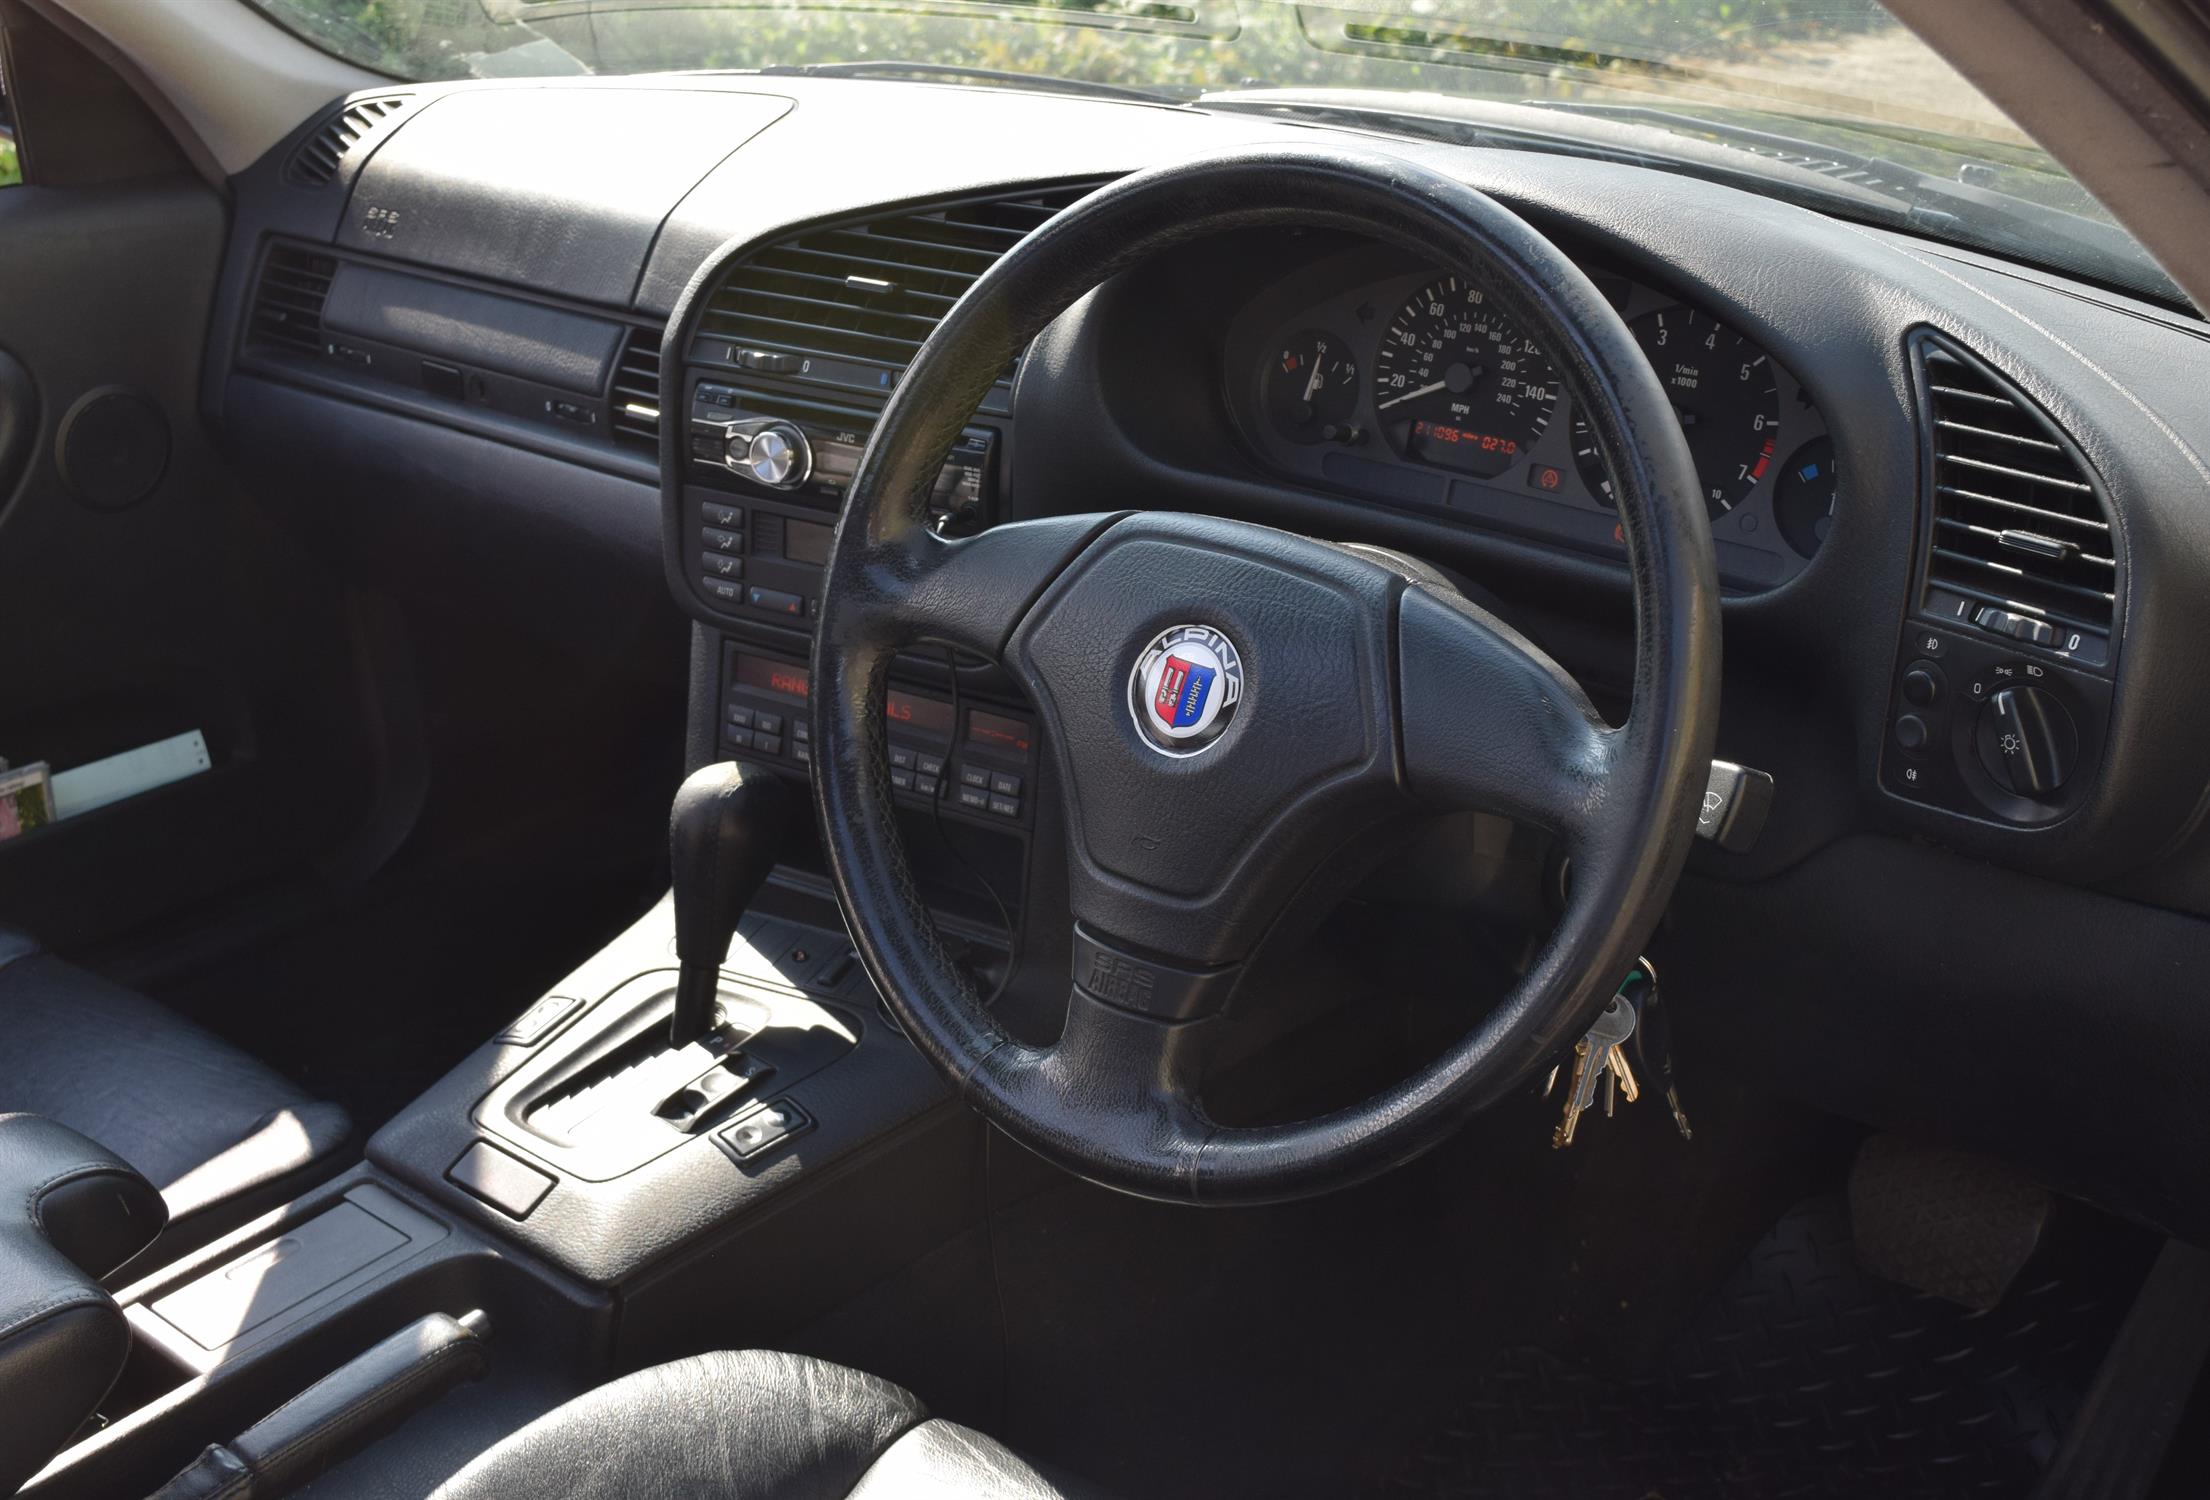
[6,0,2210,1495]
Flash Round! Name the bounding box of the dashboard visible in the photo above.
[1225,243,1831,589]
[202,73,2210,885]
[197,71,2210,1243]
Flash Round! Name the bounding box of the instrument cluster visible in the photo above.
[1229,245,1834,591]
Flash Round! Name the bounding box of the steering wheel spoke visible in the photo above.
[1397,585,1620,846]
[993,978,1217,1192]
[853,513,1123,661]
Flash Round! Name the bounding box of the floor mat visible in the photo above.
[1389,1194,2154,1500]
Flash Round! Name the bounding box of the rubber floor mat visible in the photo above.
[1388,1194,2153,1499]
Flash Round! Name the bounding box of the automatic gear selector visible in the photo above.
[670,759,794,1046]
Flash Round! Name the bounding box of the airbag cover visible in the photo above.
[339,89,790,306]
[1012,517,1395,901]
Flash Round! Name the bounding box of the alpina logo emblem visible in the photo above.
[1127,625,1243,756]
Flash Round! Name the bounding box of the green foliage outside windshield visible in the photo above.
[254,0,1889,96]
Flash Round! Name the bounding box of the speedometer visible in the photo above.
[1571,306,1779,516]
[1373,276,1559,479]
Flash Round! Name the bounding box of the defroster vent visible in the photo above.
[1917,332,2117,653]
[285,96,409,188]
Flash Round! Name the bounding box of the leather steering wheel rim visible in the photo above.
[804,145,1720,1205]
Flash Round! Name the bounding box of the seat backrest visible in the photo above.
[0,1112,167,1494]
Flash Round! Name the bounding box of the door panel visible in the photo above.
[0,10,364,950]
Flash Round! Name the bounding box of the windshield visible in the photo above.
[244,0,2182,305]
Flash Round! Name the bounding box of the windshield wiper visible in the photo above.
[755,60,1189,105]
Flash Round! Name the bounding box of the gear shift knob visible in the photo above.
[669,760,793,1046]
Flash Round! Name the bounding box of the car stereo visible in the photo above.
[680,375,996,624]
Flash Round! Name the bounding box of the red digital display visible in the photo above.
[735,653,810,701]
[886,689,956,737]
[1411,420,1517,457]
[967,709,1033,757]
[736,653,1013,752]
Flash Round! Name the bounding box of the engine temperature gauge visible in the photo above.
[1264,330,1360,444]
[1774,435,1838,558]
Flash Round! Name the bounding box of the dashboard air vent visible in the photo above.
[285,96,409,188]
[697,183,1102,393]
[249,245,336,355]
[1918,333,2116,642]
[611,326,664,450]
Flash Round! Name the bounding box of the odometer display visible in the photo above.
[1373,276,1558,479]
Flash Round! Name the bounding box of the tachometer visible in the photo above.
[1373,276,1559,479]
[1571,306,1779,516]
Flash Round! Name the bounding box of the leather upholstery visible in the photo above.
[432,1351,1095,1499]
[843,1420,1087,1499]
[0,926,351,1256]
[0,1115,166,1496]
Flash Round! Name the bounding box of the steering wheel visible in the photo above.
[809,146,1719,1205]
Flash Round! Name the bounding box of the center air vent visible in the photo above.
[610,326,665,451]
[248,245,336,355]
[285,95,409,188]
[1917,332,2117,649]
[693,184,1104,399]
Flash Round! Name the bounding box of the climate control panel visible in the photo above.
[719,646,1038,831]
[1880,622,2110,826]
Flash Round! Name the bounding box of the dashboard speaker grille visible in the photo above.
[248,245,336,356]
[611,326,664,451]
[697,182,1105,393]
[1917,332,2116,638]
[285,96,409,188]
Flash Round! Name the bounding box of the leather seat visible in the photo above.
[432,1350,1097,1499]
[0,926,350,1263]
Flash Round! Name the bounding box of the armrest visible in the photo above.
[0,1113,168,1494]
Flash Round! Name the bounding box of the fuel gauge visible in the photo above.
[1264,330,1360,444]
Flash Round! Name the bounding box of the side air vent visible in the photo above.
[695,183,1103,395]
[248,245,336,355]
[285,95,409,188]
[1918,333,2117,647]
[610,326,664,450]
